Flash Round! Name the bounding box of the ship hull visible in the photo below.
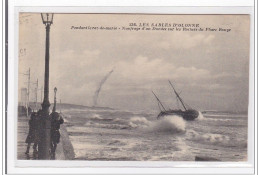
[158,109,199,121]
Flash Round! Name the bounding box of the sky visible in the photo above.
[18,14,250,112]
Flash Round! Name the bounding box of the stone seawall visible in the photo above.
[59,121,75,160]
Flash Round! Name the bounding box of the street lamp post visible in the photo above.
[38,13,54,160]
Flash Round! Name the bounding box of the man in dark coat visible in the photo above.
[25,112,39,155]
[50,112,64,159]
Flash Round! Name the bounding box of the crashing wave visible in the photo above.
[89,114,103,120]
[144,115,186,133]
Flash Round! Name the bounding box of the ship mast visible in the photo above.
[168,80,187,111]
[152,91,166,111]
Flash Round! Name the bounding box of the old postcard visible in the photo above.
[18,13,250,161]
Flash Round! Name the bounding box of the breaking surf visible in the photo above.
[62,106,247,161]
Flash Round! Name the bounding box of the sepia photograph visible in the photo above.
[17,13,250,161]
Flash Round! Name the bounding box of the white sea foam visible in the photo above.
[144,115,186,133]
[65,107,247,161]
[174,137,194,160]
[128,116,150,128]
[63,118,69,123]
[197,111,204,120]
[89,114,103,120]
[130,116,149,124]
[203,118,233,122]
[85,121,129,130]
[70,136,103,158]
[187,130,230,144]
[202,133,230,143]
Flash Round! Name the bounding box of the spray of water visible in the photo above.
[197,111,204,120]
[138,115,186,134]
[93,69,114,106]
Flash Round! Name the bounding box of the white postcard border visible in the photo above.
[6,4,256,175]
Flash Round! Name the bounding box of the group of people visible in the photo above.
[25,110,64,159]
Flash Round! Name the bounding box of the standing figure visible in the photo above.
[25,112,39,155]
[33,109,42,157]
[50,112,64,159]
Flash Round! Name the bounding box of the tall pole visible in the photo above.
[60,99,61,113]
[35,79,38,110]
[38,20,52,160]
[42,24,51,111]
[41,86,43,102]
[26,68,30,117]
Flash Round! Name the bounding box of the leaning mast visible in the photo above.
[152,91,166,111]
[168,80,187,111]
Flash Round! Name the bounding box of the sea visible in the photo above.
[61,106,248,161]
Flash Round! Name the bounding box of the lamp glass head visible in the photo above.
[54,87,57,92]
[41,13,54,25]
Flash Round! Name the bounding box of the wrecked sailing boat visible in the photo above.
[152,81,199,121]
